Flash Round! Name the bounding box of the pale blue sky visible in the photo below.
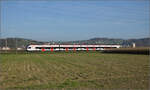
[1,1,150,41]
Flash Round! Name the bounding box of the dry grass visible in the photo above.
[0,52,149,89]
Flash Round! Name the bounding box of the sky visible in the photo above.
[1,0,150,41]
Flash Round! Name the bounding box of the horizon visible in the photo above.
[1,1,150,41]
[1,36,149,42]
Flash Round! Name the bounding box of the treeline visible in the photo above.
[63,37,150,47]
[0,38,46,49]
[0,37,150,49]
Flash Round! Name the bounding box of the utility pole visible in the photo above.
[59,40,60,52]
[15,38,17,54]
[5,38,7,53]
[0,1,1,53]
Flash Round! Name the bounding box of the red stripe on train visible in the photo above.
[51,47,53,52]
[42,48,45,52]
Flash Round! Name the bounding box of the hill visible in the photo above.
[0,38,46,49]
[127,38,150,47]
[0,37,149,49]
[63,37,150,47]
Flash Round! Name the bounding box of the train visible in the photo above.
[26,44,121,51]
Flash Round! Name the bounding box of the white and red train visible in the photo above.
[27,44,121,51]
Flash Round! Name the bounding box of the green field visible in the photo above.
[0,52,149,89]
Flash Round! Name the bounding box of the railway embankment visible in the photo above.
[102,48,149,55]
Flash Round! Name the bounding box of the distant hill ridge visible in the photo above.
[0,37,149,49]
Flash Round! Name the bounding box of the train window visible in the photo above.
[28,47,31,49]
[36,47,42,49]
[112,47,117,48]
[45,47,50,49]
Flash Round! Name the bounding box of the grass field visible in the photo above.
[0,52,149,89]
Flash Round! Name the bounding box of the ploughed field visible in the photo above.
[0,52,149,89]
